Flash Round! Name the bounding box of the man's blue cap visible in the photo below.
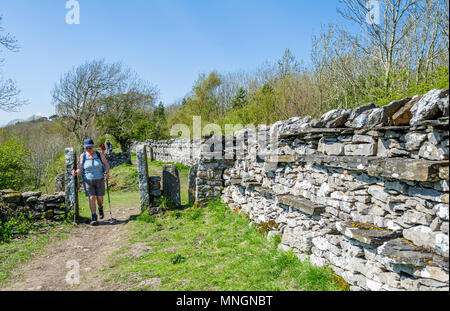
[84,139,95,148]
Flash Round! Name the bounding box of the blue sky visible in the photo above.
[0,0,347,126]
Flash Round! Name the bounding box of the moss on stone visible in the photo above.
[401,237,419,249]
[333,274,351,291]
[350,221,393,232]
[256,220,278,235]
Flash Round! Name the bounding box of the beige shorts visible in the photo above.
[83,178,105,197]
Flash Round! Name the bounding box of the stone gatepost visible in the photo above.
[55,173,65,192]
[65,148,79,223]
[188,164,198,205]
[136,144,151,212]
[162,164,181,206]
[148,146,154,162]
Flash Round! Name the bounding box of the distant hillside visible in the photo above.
[4,114,50,127]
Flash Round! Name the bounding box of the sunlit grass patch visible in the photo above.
[78,191,141,219]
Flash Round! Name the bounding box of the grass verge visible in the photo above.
[0,224,72,287]
[103,199,348,291]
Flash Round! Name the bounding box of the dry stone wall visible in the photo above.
[0,189,66,222]
[135,89,449,291]
[220,89,449,291]
[105,151,132,169]
[131,139,203,166]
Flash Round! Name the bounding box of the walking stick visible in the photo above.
[105,179,115,223]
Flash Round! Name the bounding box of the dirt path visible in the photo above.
[1,205,140,291]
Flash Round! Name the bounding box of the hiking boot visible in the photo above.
[90,214,98,226]
[98,207,104,219]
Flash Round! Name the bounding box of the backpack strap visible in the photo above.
[82,152,87,181]
[96,151,106,174]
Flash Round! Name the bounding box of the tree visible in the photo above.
[163,0,448,126]
[404,0,449,85]
[338,0,419,91]
[243,83,278,124]
[311,24,369,111]
[189,71,222,121]
[230,88,247,109]
[151,102,169,139]
[277,48,300,78]
[52,59,129,144]
[169,72,222,130]
[0,16,26,113]
[26,122,68,189]
[308,0,448,109]
[96,75,159,152]
[0,116,72,190]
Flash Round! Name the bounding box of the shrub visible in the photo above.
[0,213,34,243]
[39,153,65,193]
[0,219,14,243]
[0,136,30,190]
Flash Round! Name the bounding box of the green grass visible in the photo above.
[103,199,347,291]
[0,224,72,287]
[108,163,139,192]
[146,160,190,176]
[78,191,141,219]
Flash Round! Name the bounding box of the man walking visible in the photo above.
[100,143,106,154]
[106,139,113,155]
[72,139,110,226]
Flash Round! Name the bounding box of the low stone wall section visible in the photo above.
[105,152,131,169]
[0,189,66,222]
[131,139,203,166]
